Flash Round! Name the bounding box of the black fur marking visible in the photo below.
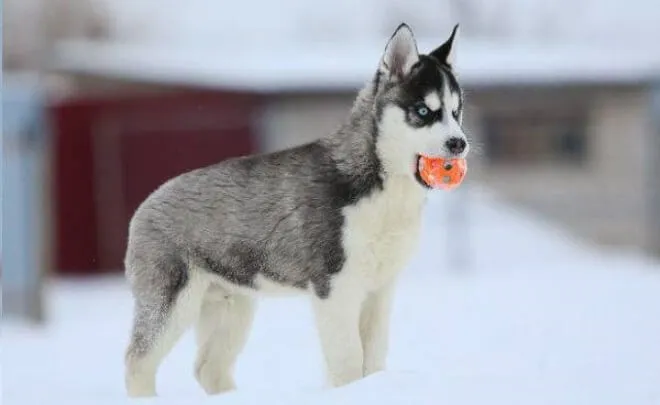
[192,242,265,288]
[440,63,463,111]
[372,71,382,97]
[154,253,190,311]
[313,277,331,299]
[389,55,463,129]
[430,24,459,66]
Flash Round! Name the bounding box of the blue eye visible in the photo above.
[416,104,430,117]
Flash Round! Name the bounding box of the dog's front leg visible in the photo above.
[360,281,395,377]
[312,288,365,387]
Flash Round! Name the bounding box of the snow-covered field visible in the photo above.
[3,188,660,405]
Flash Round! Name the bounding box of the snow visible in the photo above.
[3,187,660,405]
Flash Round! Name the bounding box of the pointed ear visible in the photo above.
[430,24,459,66]
[380,23,420,81]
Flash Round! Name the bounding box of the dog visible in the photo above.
[123,22,469,397]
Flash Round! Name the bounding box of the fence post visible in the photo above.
[2,74,51,323]
[649,81,660,257]
[447,182,471,272]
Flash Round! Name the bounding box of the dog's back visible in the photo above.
[126,131,385,296]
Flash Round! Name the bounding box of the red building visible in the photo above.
[50,88,260,275]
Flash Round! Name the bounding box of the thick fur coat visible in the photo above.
[124,23,468,397]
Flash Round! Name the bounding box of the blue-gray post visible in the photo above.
[649,81,660,257]
[2,76,51,323]
[447,180,471,272]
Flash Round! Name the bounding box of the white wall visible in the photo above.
[257,93,354,153]
[467,86,653,249]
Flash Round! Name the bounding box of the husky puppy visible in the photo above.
[124,22,468,397]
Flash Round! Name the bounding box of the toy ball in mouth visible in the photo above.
[416,155,467,190]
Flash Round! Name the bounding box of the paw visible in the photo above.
[125,361,157,397]
[363,364,385,377]
[199,378,236,395]
[126,375,157,398]
[195,366,236,395]
[126,386,157,398]
[328,366,364,388]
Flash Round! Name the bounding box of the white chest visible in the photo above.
[340,176,427,290]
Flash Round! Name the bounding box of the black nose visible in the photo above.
[445,137,467,154]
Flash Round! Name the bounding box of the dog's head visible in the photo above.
[372,23,469,181]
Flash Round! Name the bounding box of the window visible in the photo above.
[482,111,588,166]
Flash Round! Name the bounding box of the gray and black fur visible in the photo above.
[124,22,468,397]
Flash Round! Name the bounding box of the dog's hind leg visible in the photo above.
[194,285,255,395]
[124,260,207,397]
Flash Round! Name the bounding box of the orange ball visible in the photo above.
[417,156,467,190]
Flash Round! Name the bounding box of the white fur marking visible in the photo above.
[450,91,460,114]
[312,174,427,387]
[443,71,461,119]
[442,72,460,115]
[201,272,304,298]
[340,175,426,291]
[442,73,467,138]
[424,92,442,111]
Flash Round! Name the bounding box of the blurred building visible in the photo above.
[50,40,660,259]
[4,0,660,277]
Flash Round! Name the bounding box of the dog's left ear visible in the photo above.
[430,24,459,66]
[380,23,420,81]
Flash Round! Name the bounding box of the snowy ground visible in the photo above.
[3,187,660,405]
